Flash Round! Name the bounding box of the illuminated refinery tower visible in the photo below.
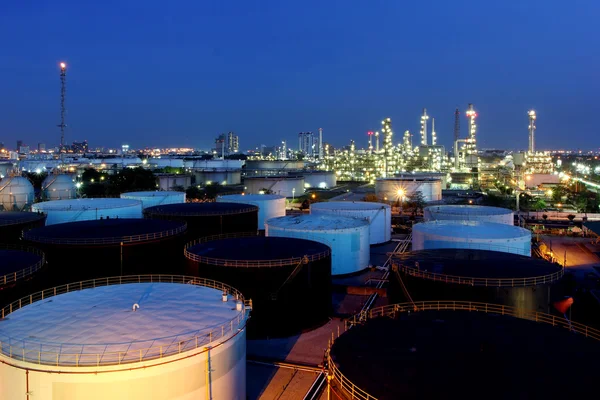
[420,108,429,145]
[367,131,374,154]
[465,103,477,155]
[381,118,394,177]
[528,110,536,153]
[318,127,324,159]
[431,117,437,146]
[58,62,67,152]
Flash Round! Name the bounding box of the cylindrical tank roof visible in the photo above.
[424,205,513,222]
[311,201,390,211]
[0,277,248,367]
[266,214,369,232]
[413,220,530,240]
[185,235,330,267]
[216,194,286,230]
[33,198,142,211]
[121,190,184,198]
[0,211,46,227]
[23,218,186,245]
[145,202,258,216]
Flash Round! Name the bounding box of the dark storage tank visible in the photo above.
[328,304,600,400]
[388,249,564,313]
[0,244,45,308]
[23,219,187,286]
[0,212,46,243]
[144,202,258,241]
[185,234,332,338]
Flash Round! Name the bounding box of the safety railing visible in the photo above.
[0,213,46,227]
[34,199,142,211]
[394,263,564,287]
[0,275,251,367]
[327,300,600,400]
[184,232,331,267]
[0,245,46,286]
[411,242,531,256]
[22,223,187,245]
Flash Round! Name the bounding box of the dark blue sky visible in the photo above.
[2,0,599,151]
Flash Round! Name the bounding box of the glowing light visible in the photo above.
[311,193,316,199]
[60,62,66,69]
[397,189,405,197]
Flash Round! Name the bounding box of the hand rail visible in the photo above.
[395,263,564,287]
[0,245,46,286]
[327,300,600,400]
[0,213,46,227]
[0,275,250,367]
[184,232,331,268]
[23,223,187,245]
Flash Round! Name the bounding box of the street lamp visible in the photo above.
[292,187,295,201]
[397,188,405,214]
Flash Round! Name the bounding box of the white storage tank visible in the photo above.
[217,194,286,230]
[0,176,35,211]
[265,215,370,275]
[41,174,77,201]
[120,191,186,209]
[375,177,442,202]
[32,198,143,225]
[311,201,391,245]
[186,159,244,169]
[194,170,242,186]
[301,171,337,189]
[244,176,305,198]
[424,205,514,225]
[245,160,304,175]
[412,220,531,256]
[0,276,249,400]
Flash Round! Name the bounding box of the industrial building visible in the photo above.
[265,215,370,275]
[310,201,391,244]
[412,220,532,256]
[185,235,331,337]
[0,276,250,400]
[32,198,143,225]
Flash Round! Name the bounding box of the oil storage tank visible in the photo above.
[144,202,258,240]
[375,177,442,202]
[185,235,331,337]
[327,303,600,400]
[120,190,186,209]
[41,174,77,201]
[310,201,391,244]
[300,171,337,189]
[412,220,531,256]
[32,198,143,225]
[0,245,45,308]
[0,176,35,211]
[424,205,514,225]
[0,276,249,400]
[0,211,46,243]
[23,219,187,284]
[217,194,286,230]
[265,215,370,276]
[244,176,304,198]
[388,249,563,312]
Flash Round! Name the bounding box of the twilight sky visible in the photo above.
[1,0,599,151]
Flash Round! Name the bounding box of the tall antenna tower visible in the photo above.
[528,110,536,153]
[420,108,429,146]
[58,62,67,152]
[453,108,460,143]
[465,103,477,155]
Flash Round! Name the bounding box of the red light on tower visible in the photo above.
[368,131,373,136]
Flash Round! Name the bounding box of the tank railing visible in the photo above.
[34,200,143,212]
[145,205,259,217]
[0,245,46,286]
[184,232,331,267]
[0,275,249,367]
[0,214,46,227]
[22,224,187,246]
[395,263,565,287]
[328,301,600,400]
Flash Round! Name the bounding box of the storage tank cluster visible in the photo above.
[0,176,35,211]
[375,177,442,202]
[328,302,600,399]
[41,174,77,201]
[144,202,258,240]
[424,205,514,225]
[120,190,186,209]
[217,194,286,230]
[412,220,531,256]
[265,215,370,275]
[0,276,250,400]
[389,249,563,312]
[243,175,304,198]
[311,201,391,244]
[23,219,187,285]
[32,198,143,225]
[185,234,331,337]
